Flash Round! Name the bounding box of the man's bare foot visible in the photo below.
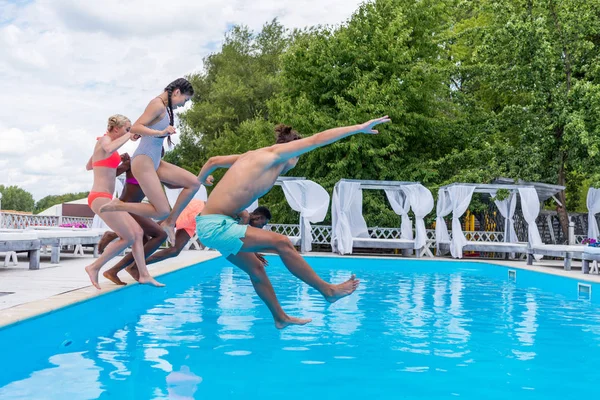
[85,265,101,290]
[138,276,165,287]
[125,265,140,281]
[98,232,118,254]
[324,274,360,303]
[160,221,176,244]
[103,270,127,286]
[275,316,312,329]
[99,198,123,213]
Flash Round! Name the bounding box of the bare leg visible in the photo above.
[100,156,171,221]
[85,237,131,289]
[88,197,163,290]
[240,226,359,303]
[104,214,168,282]
[129,235,165,288]
[227,252,311,329]
[98,231,118,254]
[125,230,189,280]
[156,160,201,242]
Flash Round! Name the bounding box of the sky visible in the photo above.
[0,0,363,202]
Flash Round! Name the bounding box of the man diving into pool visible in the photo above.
[195,116,391,329]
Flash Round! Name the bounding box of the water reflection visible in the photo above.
[512,293,538,361]
[165,365,202,399]
[0,352,102,400]
[327,270,365,336]
[217,267,259,339]
[93,286,205,384]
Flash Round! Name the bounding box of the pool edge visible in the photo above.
[0,252,222,329]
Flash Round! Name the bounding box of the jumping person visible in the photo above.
[100,78,209,243]
[195,116,391,328]
[84,114,164,289]
[98,152,169,285]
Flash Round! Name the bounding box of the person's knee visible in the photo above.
[131,227,145,243]
[188,178,201,192]
[247,263,267,282]
[274,235,295,253]
[156,228,168,241]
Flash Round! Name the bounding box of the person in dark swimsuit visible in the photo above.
[99,151,171,286]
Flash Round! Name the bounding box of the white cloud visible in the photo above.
[0,0,363,201]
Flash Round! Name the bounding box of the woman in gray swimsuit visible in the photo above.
[100,78,206,243]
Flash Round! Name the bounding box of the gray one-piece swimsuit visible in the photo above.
[132,110,170,170]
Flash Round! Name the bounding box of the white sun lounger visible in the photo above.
[0,231,41,270]
[25,228,103,264]
[438,240,528,258]
[582,246,600,274]
[526,244,586,270]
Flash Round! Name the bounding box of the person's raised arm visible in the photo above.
[98,133,134,155]
[116,154,131,176]
[272,116,390,160]
[131,98,176,137]
[85,156,93,171]
[197,154,241,186]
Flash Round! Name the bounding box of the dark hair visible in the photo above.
[252,206,272,221]
[164,78,194,147]
[274,124,302,144]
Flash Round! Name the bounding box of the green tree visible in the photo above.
[170,19,290,172]
[450,0,600,234]
[34,192,90,214]
[270,0,460,225]
[0,185,35,212]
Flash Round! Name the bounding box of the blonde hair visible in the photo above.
[107,114,131,131]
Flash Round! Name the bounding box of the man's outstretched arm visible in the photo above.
[272,116,390,160]
[197,154,241,185]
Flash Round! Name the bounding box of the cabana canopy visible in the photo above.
[437,182,564,258]
[331,179,434,255]
[274,176,330,253]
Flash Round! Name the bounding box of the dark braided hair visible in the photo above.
[164,78,194,147]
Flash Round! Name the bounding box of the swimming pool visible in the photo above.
[1,256,599,399]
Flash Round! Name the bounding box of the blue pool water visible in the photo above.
[1,256,600,399]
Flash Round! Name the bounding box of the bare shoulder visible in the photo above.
[145,97,165,113]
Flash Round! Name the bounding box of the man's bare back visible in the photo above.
[201,147,292,217]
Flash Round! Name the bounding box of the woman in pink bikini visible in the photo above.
[85,114,164,289]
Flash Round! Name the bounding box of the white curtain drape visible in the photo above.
[449,185,476,258]
[403,184,434,250]
[493,191,518,243]
[518,187,543,261]
[281,180,330,253]
[385,189,413,240]
[587,188,600,239]
[331,181,369,254]
[435,189,453,251]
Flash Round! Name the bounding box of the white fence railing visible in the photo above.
[266,224,505,248]
[0,212,93,229]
